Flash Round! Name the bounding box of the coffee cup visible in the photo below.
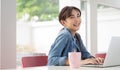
[68,52,81,68]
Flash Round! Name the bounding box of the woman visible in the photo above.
[48,6,104,66]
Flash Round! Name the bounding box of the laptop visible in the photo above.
[82,37,120,68]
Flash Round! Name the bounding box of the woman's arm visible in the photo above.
[48,34,68,66]
[76,33,94,59]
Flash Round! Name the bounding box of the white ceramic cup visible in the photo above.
[68,52,81,68]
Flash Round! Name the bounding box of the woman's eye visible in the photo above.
[70,16,74,18]
[77,15,80,17]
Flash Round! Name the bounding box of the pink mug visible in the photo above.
[68,52,81,68]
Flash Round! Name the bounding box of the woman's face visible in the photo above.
[62,9,81,33]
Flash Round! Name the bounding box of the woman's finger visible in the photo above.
[95,57,104,64]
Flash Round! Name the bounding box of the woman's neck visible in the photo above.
[65,27,76,36]
[70,30,76,37]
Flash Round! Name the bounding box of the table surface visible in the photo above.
[2,66,120,70]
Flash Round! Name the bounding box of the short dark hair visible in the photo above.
[58,6,81,24]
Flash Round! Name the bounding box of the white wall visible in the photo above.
[0,0,16,69]
[0,0,1,68]
[97,0,120,9]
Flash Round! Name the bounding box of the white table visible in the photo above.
[2,66,120,70]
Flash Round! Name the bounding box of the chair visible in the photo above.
[95,53,106,58]
[21,55,48,68]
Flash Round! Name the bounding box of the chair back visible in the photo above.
[22,56,48,68]
[95,53,106,58]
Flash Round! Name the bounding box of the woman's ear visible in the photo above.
[60,20,65,25]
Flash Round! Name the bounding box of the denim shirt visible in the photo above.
[48,27,93,66]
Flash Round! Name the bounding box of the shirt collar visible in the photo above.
[64,27,75,40]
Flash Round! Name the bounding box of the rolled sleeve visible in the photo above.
[80,38,94,59]
[59,56,67,66]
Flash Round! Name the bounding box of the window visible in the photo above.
[16,0,59,67]
[97,4,120,52]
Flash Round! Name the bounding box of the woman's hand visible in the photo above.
[81,57,104,65]
[95,57,104,64]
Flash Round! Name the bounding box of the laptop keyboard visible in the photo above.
[81,64,104,67]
